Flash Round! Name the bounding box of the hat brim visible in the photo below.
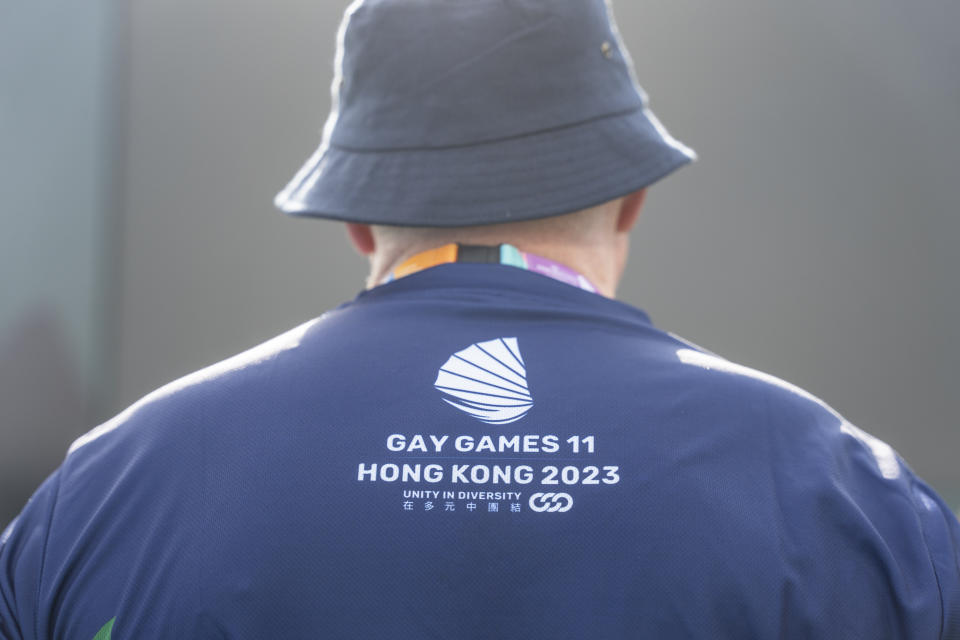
[274,106,695,227]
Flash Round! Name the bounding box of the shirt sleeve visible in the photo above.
[0,470,63,640]
[910,478,960,639]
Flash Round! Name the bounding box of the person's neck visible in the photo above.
[369,241,621,298]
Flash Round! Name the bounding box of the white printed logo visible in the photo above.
[529,492,573,513]
[434,337,533,425]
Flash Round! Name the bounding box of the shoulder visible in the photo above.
[663,335,899,478]
[0,318,333,637]
[50,316,333,560]
[68,317,326,459]
[660,336,960,634]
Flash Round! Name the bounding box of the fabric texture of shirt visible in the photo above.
[1,263,959,639]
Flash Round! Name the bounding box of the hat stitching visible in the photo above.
[329,105,644,154]
[415,14,559,94]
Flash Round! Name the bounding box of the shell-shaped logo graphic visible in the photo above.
[434,337,533,425]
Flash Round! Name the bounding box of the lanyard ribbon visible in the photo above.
[383,243,598,294]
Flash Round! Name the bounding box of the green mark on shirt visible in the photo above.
[92,617,115,640]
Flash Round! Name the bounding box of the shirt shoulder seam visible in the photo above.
[909,475,947,639]
[33,468,64,640]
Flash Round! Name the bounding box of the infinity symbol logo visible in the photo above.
[529,492,573,513]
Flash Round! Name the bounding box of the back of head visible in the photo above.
[366,200,623,284]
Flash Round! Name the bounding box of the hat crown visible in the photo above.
[331,0,645,150]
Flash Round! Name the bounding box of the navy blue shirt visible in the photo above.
[2,263,959,638]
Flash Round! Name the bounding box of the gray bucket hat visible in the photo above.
[274,0,696,227]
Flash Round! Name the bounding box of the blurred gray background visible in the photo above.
[2,0,958,525]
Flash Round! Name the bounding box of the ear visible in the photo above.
[345,222,375,255]
[615,188,647,233]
